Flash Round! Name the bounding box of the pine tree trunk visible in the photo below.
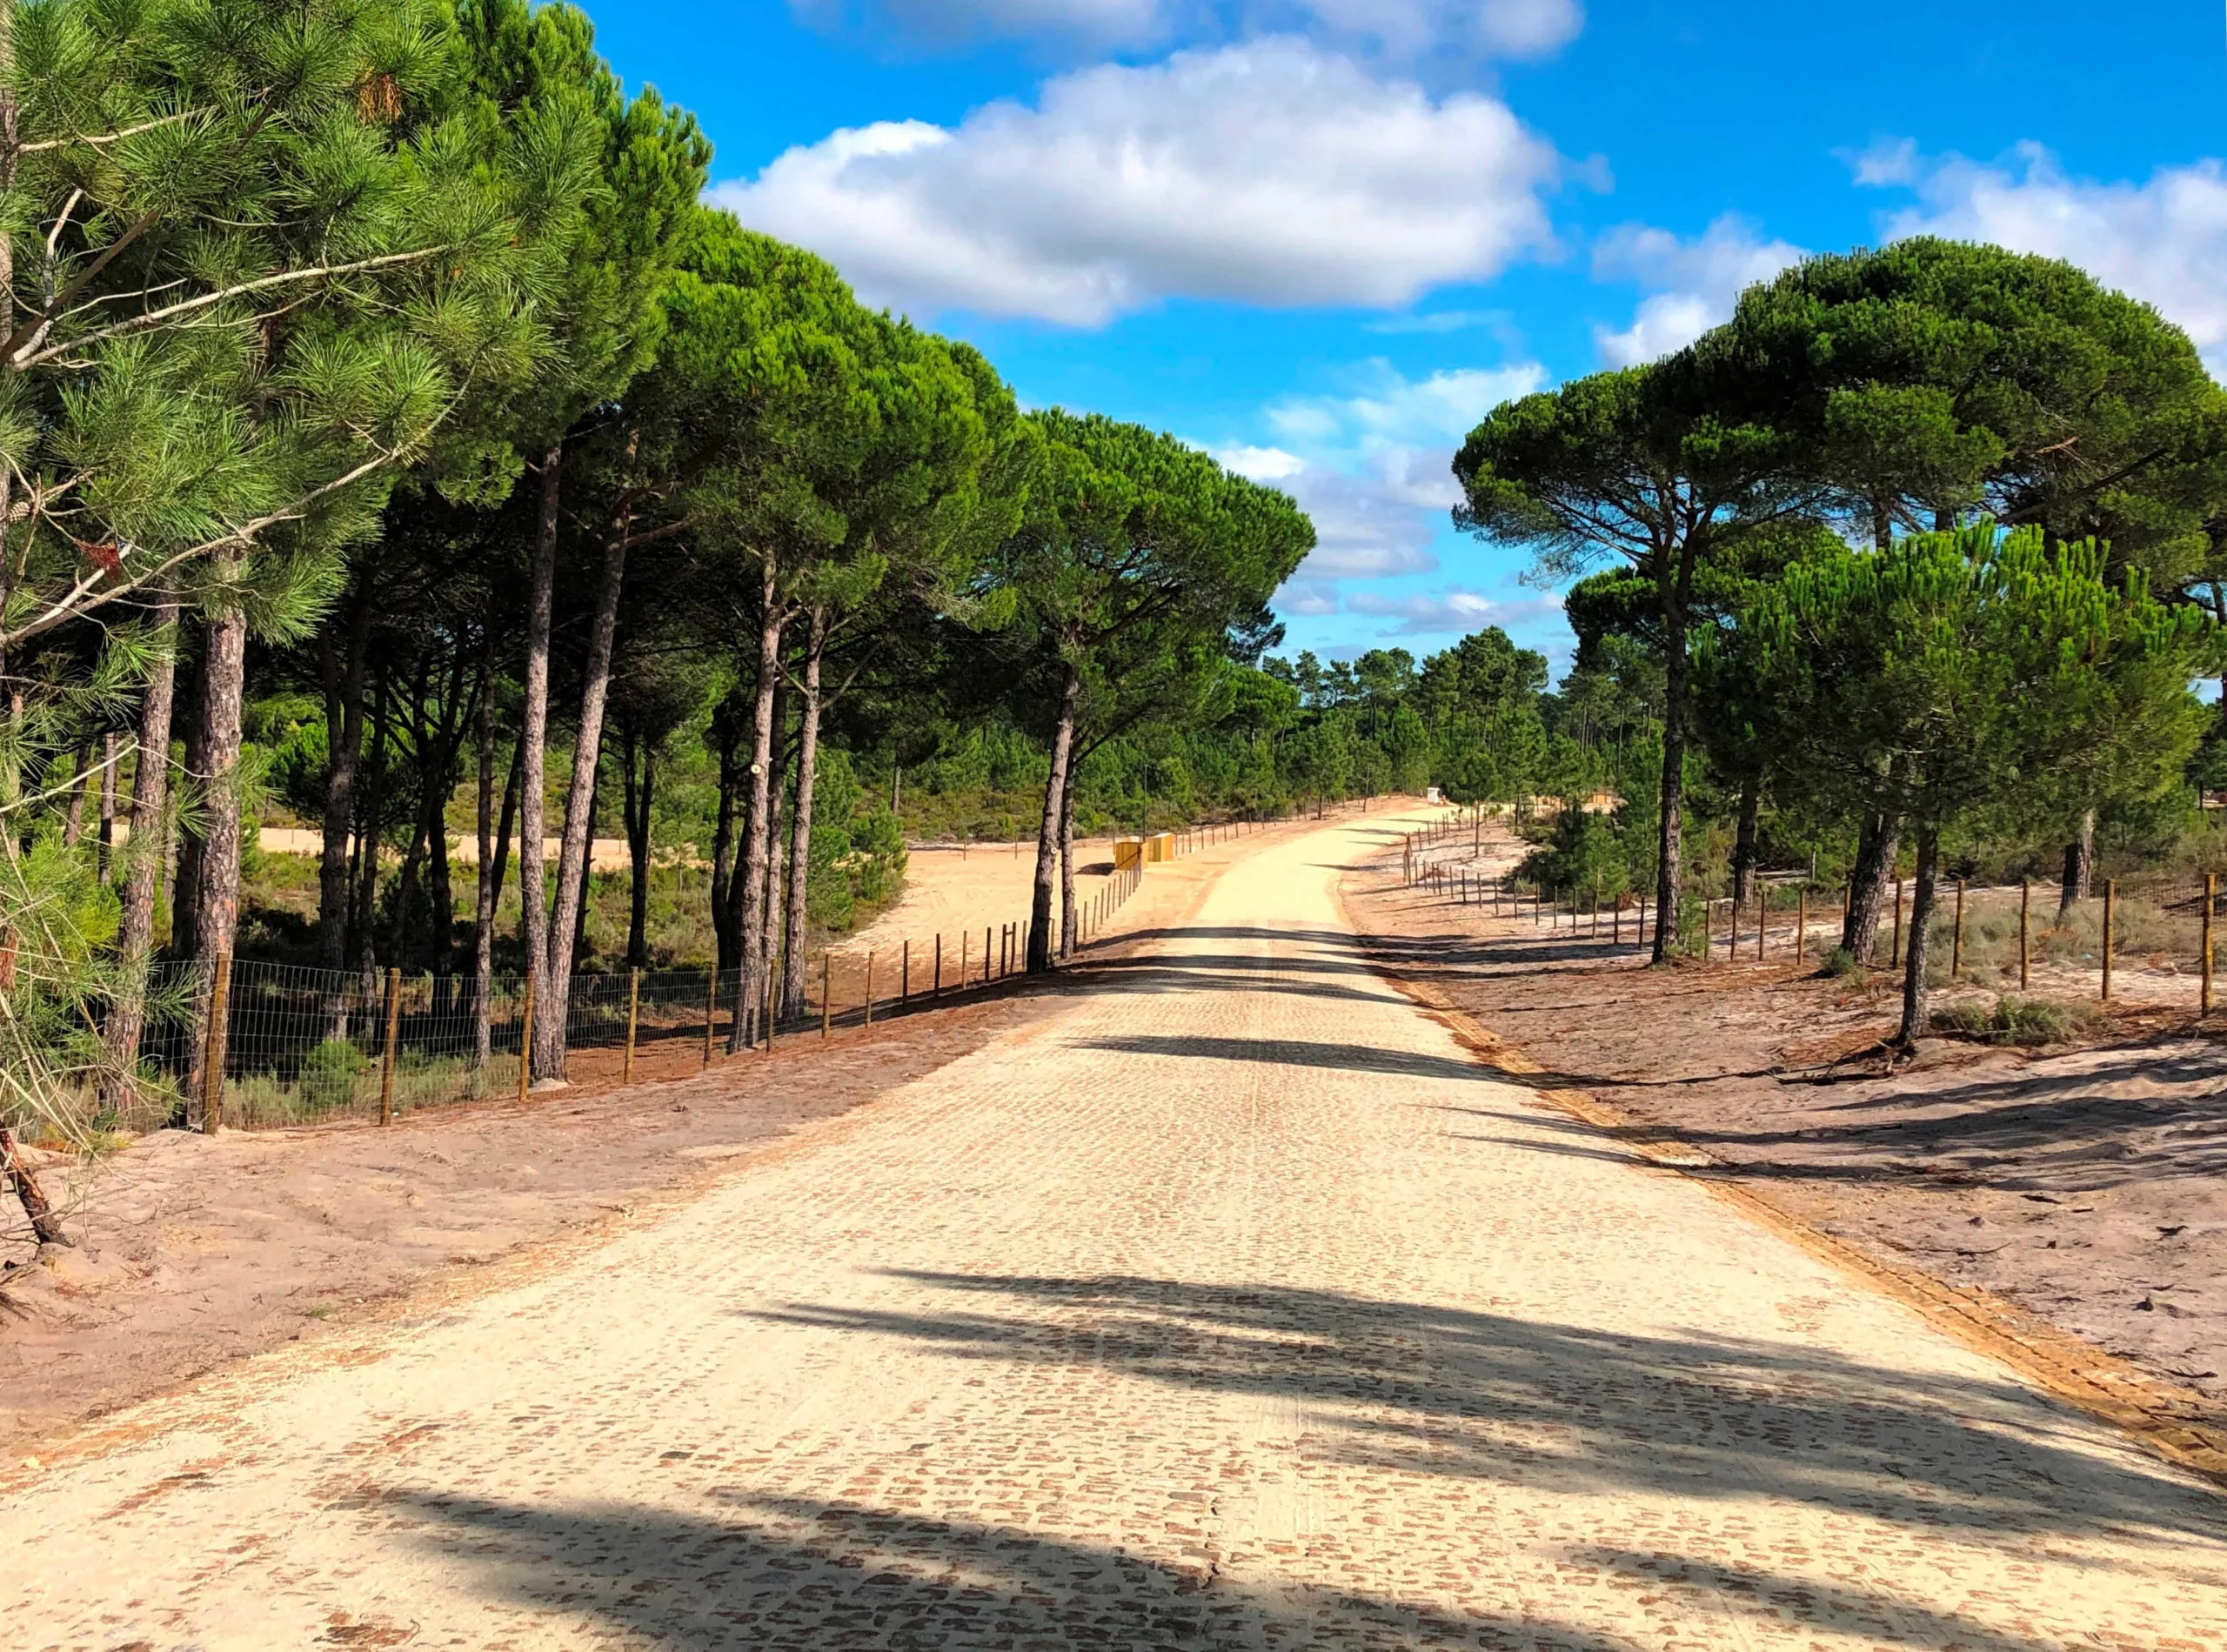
[1030,663,1080,973]
[97,728,117,881]
[516,445,563,1084]
[171,645,210,965]
[183,576,248,1123]
[1897,826,1943,1048]
[103,593,177,1106]
[1730,774,1761,908]
[1057,750,1079,961]
[1650,550,1695,964]
[351,670,390,1004]
[781,609,826,1020]
[318,582,371,977]
[538,451,636,1078]
[471,655,499,1067]
[728,563,784,1054]
[0,1124,64,1249]
[1841,812,1901,960]
[709,706,739,978]
[2060,808,2096,912]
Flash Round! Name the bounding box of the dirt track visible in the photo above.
[3,806,2224,1648]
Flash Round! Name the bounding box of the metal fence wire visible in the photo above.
[87,825,1180,1133]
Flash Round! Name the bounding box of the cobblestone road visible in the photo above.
[8,810,2227,1649]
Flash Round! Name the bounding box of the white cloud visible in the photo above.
[793,0,1582,60]
[1267,360,1548,453]
[712,40,1562,325]
[1591,214,1806,366]
[1345,587,1560,637]
[1363,307,1506,336]
[1863,142,2227,378]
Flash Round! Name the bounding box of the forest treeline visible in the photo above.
[8,0,2227,1235]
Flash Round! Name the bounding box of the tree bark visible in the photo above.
[516,444,562,1084]
[0,1124,65,1249]
[1649,544,1697,964]
[97,728,117,880]
[182,571,248,1123]
[170,644,210,964]
[1897,826,1943,1048]
[2060,808,2096,912]
[1729,774,1761,908]
[1057,748,1079,960]
[1029,662,1080,973]
[471,647,499,1068]
[537,480,633,1079]
[621,730,654,970]
[318,579,372,974]
[781,609,826,1020]
[102,593,177,1106]
[727,560,784,1054]
[1841,812,1901,962]
[351,668,390,1004]
[708,698,741,978]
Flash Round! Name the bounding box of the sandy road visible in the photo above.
[6,808,2226,1649]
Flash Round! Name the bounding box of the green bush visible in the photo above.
[1929,994,2097,1047]
[298,1037,371,1111]
[1822,946,1864,979]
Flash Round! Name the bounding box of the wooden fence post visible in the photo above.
[1952,880,1966,980]
[624,968,641,1083]
[822,953,833,1039]
[518,970,536,1104]
[2206,873,2217,1016]
[1756,888,1765,960]
[379,967,401,1127]
[2020,879,2031,992]
[201,952,232,1134]
[701,970,715,1067]
[864,952,874,1029]
[1797,887,1807,964]
[2103,879,2116,1002]
[764,953,777,1053]
[960,930,968,990]
[902,939,911,1005]
[985,925,993,984]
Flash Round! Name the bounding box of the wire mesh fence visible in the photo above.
[1401,825,2227,1010]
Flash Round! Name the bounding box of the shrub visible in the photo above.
[1822,946,1864,980]
[1929,994,2097,1047]
[298,1037,371,1112]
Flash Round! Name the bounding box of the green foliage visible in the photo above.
[298,1037,373,1112]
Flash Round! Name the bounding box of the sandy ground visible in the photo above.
[846,823,1273,962]
[1351,823,2227,1420]
[6,800,2224,1648]
[0,809,1337,1456]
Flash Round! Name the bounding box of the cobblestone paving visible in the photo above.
[8,811,2227,1649]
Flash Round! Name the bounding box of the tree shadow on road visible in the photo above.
[1070,1033,1495,1086]
[387,1489,2088,1652]
[747,1272,2227,1551]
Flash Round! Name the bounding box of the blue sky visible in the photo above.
[589,1,2227,678]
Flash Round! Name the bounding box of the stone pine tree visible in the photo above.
[1714,237,2227,913]
[1735,523,2221,1048]
[998,414,1312,974]
[1455,360,1818,961]
[0,0,550,1166]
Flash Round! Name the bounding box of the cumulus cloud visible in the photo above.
[1592,214,1806,366]
[1216,360,1548,637]
[792,0,1582,61]
[1345,587,1561,637]
[1861,141,2227,378]
[712,40,1562,325]
[1266,360,1548,453]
